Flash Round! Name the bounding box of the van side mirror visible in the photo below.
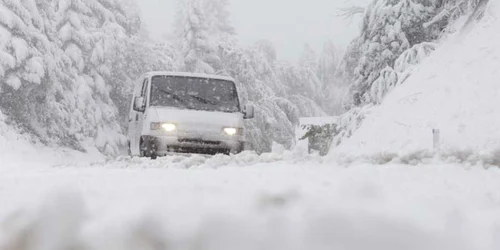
[133,97,145,112]
[243,104,255,119]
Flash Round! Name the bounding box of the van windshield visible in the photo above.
[149,76,241,113]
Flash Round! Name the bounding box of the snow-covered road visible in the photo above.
[1,153,500,250]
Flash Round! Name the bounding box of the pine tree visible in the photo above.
[0,0,151,155]
[202,0,235,37]
[0,0,58,141]
[318,41,339,88]
[299,44,318,70]
[318,41,344,114]
[176,0,220,73]
[216,41,299,152]
[254,39,277,63]
[50,0,137,154]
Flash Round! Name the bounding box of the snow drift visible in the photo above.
[0,112,56,168]
[0,111,106,168]
[333,1,500,158]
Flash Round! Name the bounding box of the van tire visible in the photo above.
[233,142,245,155]
[140,136,159,160]
[151,153,158,160]
[139,138,146,157]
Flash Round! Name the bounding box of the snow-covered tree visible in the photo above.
[338,0,443,107]
[217,39,322,152]
[0,0,66,146]
[337,4,366,20]
[176,0,220,73]
[254,39,277,63]
[0,0,48,93]
[275,62,324,115]
[318,41,343,114]
[202,0,235,37]
[424,0,487,29]
[49,0,137,154]
[0,0,160,155]
[299,44,318,70]
[105,38,179,131]
[318,41,339,88]
[121,0,142,35]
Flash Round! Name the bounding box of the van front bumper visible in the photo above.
[141,135,244,156]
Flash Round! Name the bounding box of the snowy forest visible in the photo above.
[0,0,488,155]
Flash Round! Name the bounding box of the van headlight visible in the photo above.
[223,127,242,136]
[151,123,177,132]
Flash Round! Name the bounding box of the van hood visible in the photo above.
[148,107,244,129]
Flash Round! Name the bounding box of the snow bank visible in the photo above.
[72,149,318,170]
[0,111,105,168]
[333,2,500,158]
[0,112,50,168]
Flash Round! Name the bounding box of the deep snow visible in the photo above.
[2,157,500,250]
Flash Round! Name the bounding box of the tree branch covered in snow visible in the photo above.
[337,5,366,20]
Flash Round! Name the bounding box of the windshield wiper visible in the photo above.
[186,94,217,106]
[158,89,191,108]
[187,94,239,113]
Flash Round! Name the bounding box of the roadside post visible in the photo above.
[433,129,441,151]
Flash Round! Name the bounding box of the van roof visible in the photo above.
[145,71,235,82]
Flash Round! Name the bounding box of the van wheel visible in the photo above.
[232,142,245,155]
[140,137,158,160]
[139,139,146,157]
[151,153,158,160]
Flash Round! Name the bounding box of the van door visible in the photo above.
[128,90,137,155]
[130,77,149,156]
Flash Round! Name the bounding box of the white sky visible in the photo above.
[138,0,371,62]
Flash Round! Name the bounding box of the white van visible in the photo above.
[128,72,254,159]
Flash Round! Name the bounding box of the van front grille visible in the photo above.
[178,139,221,145]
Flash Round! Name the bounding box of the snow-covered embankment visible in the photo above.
[333,1,500,161]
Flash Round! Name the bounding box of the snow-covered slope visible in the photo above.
[0,111,105,168]
[0,113,51,168]
[333,1,500,158]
